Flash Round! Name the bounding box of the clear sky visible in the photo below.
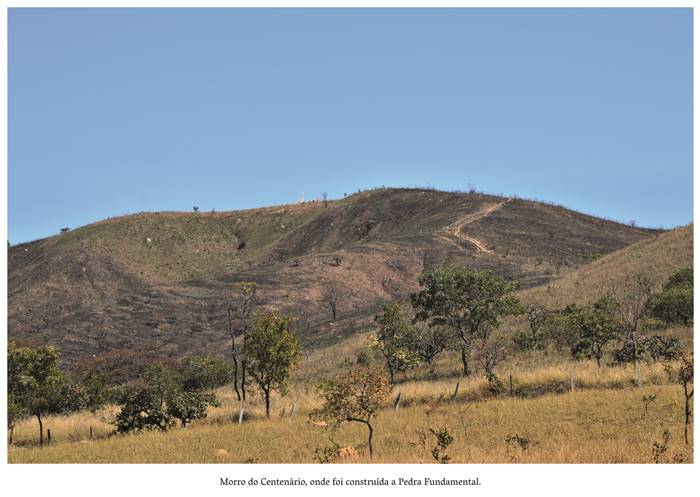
[8,8,693,244]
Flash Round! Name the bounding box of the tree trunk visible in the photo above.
[388,364,395,385]
[241,362,247,401]
[461,347,470,376]
[37,413,43,447]
[367,422,374,458]
[231,352,241,401]
[595,352,601,368]
[264,390,271,418]
[9,425,14,445]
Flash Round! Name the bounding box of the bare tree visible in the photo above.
[524,304,549,348]
[611,275,654,365]
[321,192,328,208]
[474,330,509,376]
[321,283,341,321]
[227,282,257,401]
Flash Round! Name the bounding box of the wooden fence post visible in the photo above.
[451,382,460,402]
[394,392,402,412]
[568,367,575,392]
[238,408,245,425]
[509,374,514,397]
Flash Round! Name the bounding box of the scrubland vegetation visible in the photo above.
[7,256,694,463]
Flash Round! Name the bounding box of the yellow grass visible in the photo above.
[9,359,692,463]
[521,224,693,308]
[9,385,692,463]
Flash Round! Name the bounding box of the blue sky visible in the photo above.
[8,8,693,244]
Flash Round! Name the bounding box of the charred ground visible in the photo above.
[8,188,659,377]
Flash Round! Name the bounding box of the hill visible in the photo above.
[8,187,659,375]
[520,224,693,308]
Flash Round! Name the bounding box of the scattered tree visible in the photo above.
[474,330,510,375]
[412,322,452,370]
[8,342,82,446]
[243,312,302,417]
[515,304,549,350]
[226,282,257,401]
[321,283,341,321]
[541,304,581,352]
[611,275,655,366]
[570,296,622,367]
[372,304,420,383]
[411,267,520,376]
[311,366,391,458]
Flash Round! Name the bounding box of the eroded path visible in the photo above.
[436,199,511,254]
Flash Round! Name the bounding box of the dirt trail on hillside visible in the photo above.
[436,199,511,254]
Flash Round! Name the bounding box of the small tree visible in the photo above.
[665,352,694,445]
[413,322,452,369]
[321,192,328,208]
[570,296,622,367]
[321,283,341,321]
[412,267,520,376]
[611,275,655,365]
[515,304,550,350]
[541,304,581,352]
[474,330,510,375]
[8,342,81,446]
[226,282,257,401]
[372,303,420,383]
[243,312,302,417]
[311,366,391,458]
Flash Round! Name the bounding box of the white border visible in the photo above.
[1,3,697,496]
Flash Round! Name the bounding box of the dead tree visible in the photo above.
[321,283,341,321]
[227,282,257,401]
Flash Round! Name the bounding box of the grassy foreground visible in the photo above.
[9,383,692,464]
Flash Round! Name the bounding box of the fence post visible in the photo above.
[568,367,575,392]
[394,392,402,412]
[509,374,514,397]
[89,426,93,440]
[238,408,245,425]
[290,402,296,418]
[451,382,460,402]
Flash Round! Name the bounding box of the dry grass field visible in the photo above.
[8,359,693,464]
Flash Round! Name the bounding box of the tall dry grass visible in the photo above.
[9,384,692,464]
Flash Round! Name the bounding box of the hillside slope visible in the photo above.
[520,224,693,308]
[8,188,659,373]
